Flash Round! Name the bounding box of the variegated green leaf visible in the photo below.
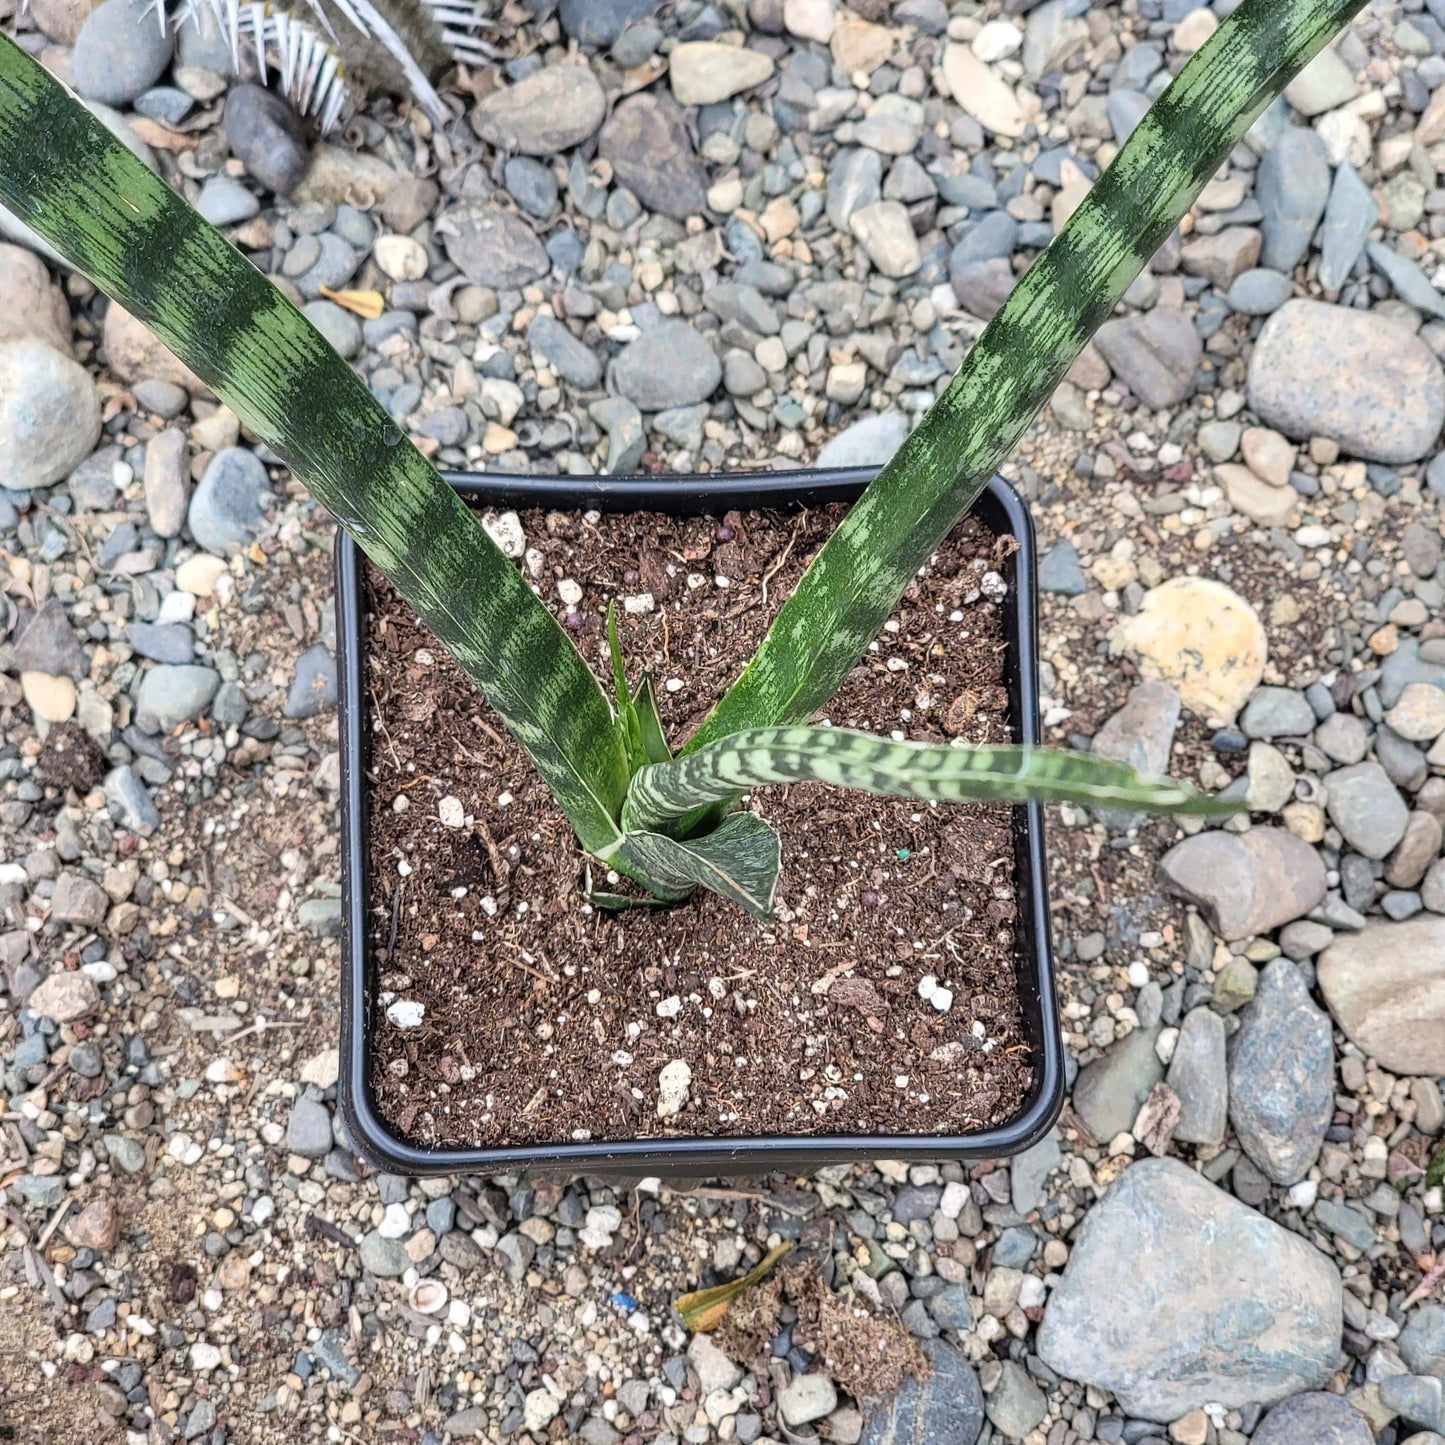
[616,812,782,919]
[627,727,1240,832]
[690,0,1368,753]
[632,676,674,766]
[0,35,629,854]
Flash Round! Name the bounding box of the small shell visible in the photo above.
[409,1280,448,1315]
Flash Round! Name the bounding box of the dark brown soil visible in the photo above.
[363,503,1032,1148]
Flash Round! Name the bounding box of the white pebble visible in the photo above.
[656,1059,692,1119]
[378,1202,411,1239]
[918,974,938,1001]
[1287,1180,1319,1209]
[656,995,682,1019]
[929,987,954,1013]
[438,795,466,829]
[1126,961,1150,988]
[482,510,525,557]
[386,999,425,1029]
[189,1342,222,1372]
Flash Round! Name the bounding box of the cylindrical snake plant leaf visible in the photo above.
[0,34,631,856]
[689,0,1368,753]
[624,727,1240,835]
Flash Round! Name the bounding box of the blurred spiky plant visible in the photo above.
[145,0,502,130]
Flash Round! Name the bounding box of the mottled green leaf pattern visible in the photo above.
[0,35,630,854]
[617,812,782,919]
[627,727,1240,832]
[690,0,1368,753]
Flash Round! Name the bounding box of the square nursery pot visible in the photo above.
[335,467,1063,1176]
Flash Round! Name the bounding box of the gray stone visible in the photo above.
[103,1135,146,1173]
[286,1096,332,1158]
[285,644,337,720]
[688,1332,742,1395]
[1319,162,1379,293]
[472,61,606,154]
[359,1231,408,1278]
[1401,1305,1445,1377]
[1092,680,1180,776]
[930,1284,974,1332]
[188,447,274,554]
[313,1328,360,1387]
[299,898,343,937]
[437,202,549,290]
[104,765,159,835]
[1312,1198,1375,1251]
[1247,300,1445,464]
[1317,916,1445,1076]
[72,0,173,106]
[1387,811,1442,889]
[559,0,659,47]
[1158,827,1326,941]
[143,428,188,538]
[528,312,601,390]
[1369,243,1445,321]
[985,1362,1046,1439]
[779,1375,838,1427]
[504,156,558,218]
[0,339,101,489]
[195,175,260,228]
[129,622,194,664]
[598,94,708,221]
[589,397,645,474]
[1229,960,1334,1185]
[950,212,1020,269]
[611,320,720,411]
[860,1337,984,1445]
[950,258,1014,320]
[817,411,909,468]
[1256,129,1330,272]
[135,664,220,732]
[302,301,362,360]
[1073,1025,1163,1143]
[225,85,308,197]
[1279,919,1335,958]
[1166,1007,1227,1146]
[1227,268,1293,315]
[1381,1376,1444,1431]
[291,233,361,300]
[1325,762,1409,859]
[827,148,884,232]
[13,599,88,680]
[1285,46,1357,115]
[1107,89,1151,144]
[52,873,109,927]
[1010,1131,1061,1214]
[1093,308,1201,409]
[1037,1158,1341,1421]
[1316,711,1368,765]
[1252,1393,1372,1445]
[1039,540,1087,596]
[1241,687,1316,738]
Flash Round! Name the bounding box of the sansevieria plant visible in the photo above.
[0,0,1365,915]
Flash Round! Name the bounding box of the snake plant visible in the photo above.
[0,0,1362,915]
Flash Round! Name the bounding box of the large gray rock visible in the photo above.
[611,321,721,412]
[817,411,910,468]
[1092,680,1181,775]
[860,1337,984,1445]
[1158,827,1326,941]
[1256,127,1330,272]
[471,61,606,154]
[1166,1007,1228,1146]
[135,664,221,733]
[72,0,173,106]
[1072,1025,1163,1143]
[188,447,274,554]
[1247,300,1445,464]
[1401,1305,1445,1378]
[436,202,549,290]
[1317,917,1445,1076]
[1325,761,1410,860]
[1036,1158,1341,1421]
[1252,1393,1372,1445]
[1093,308,1201,409]
[0,338,101,489]
[1229,960,1334,1185]
[598,94,709,221]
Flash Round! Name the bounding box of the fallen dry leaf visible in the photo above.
[673,1242,791,1333]
[319,286,385,319]
[127,117,198,151]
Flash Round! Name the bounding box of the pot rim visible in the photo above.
[336,465,1063,1175]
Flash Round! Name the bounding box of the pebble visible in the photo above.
[1318,162,1378,292]
[860,1339,983,1445]
[778,1374,838,1427]
[0,243,73,355]
[21,672,76,723]
[943,43,1026,138]
[1325,761,1409,859]
[528,312,602,390]
[285,645,338,720]
[1229,959,1334,1186]
[135,664,220,732]
[1252,1393,1372,1445]
[71,0,173,106]
[986,1361,1047,1438]
[472,61,607,154]
[437,202,549,290]
[816,411,909,468]
[1093,308,1201,409]
[612,320,721,411]
[224,84,308,197]
[849,201,921,278]
[195,175,260,227]
[0,339,101,489]
[27,970,101,1022]
[188,447,274,554]
[670,42,775,105]
[1247,300,1445,464]
[1165,1007,1227,1146]
[1072,1025,1163,1143]
[1159,828,1325,941]
[1037,1158,1341,1419]
[599,94,709,221]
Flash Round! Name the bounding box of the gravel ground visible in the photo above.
[2,0,1445,1443]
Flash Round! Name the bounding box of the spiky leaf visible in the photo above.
[632,676,674,766]
[627,727,1239,832]
[0,35,630,855]
[690,0,1368,753]
[616,812,782,919]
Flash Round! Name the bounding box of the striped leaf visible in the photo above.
[625,727,1240,833]
[616,812,782,920]
[0,35,631,855]
[689,0,1368,753]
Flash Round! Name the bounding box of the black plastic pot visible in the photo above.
[335,466,1063,1176]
